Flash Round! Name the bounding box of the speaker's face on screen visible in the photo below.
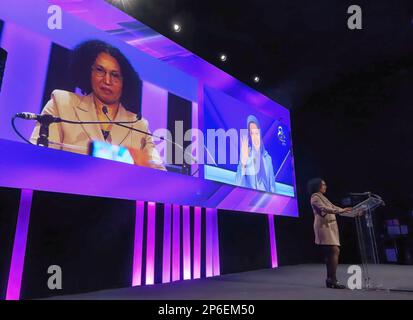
[91,52,123,105]
[249,122,261,151]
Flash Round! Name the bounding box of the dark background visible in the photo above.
[2,2,413,298]
[107,0,413,264]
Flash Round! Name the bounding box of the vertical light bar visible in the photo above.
[212,208,221,276]
[268,214,278,268]
[6,189,33,300]
[132,201,145,286]
[182,205,191,280]
[191,102,199,176]
[162,204,172,283]
[193,207,201,279]
[172,204,181,281]
[196,82,206,180]
[205,208,213,277]
[145,202,156,285]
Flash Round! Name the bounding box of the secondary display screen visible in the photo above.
[203,86,294,196]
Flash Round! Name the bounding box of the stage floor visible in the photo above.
[47,264,413,300]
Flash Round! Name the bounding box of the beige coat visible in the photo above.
[310,192,345,246]
[30,90,165,170]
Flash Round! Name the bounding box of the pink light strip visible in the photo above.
[212,209,221,276]
[162,204,172,283]
[191,101,199,177]
[145,202,156,285]
[172,204,181,281]
[268,215,278,268]
[182,205,191,280]
[205,208,214,278]
[132,201,145,286]
[6,189,33,300]
[193,207,201,279]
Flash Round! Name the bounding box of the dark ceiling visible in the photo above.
[107,0,413,109]
[107,0,413,213]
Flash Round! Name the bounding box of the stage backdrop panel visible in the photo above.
[218,210,272,274]
[0,186,279,299]
[20,191,136,299]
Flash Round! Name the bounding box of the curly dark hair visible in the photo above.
[70,40,142,115]
[307,178,323,195]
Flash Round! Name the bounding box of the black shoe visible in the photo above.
[326,279,346,289]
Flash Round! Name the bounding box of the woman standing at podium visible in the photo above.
[308,178,352,289]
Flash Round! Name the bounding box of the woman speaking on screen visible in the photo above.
[235,115,276,193]
[30,40,165,170]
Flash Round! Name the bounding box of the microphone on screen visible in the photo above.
[101,106,200,174]
[101,105,148,135]
[15,112,62,124]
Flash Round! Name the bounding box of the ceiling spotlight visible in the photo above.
[253,75,261,83]
[173,23,182,33]
[219,54,228,62]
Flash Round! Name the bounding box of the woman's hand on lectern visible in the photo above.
[355,208,364,216]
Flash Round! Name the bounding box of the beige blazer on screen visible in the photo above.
[30,90,165,171]
[310,192,345,246]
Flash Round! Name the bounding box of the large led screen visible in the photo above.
[0,0,298,216]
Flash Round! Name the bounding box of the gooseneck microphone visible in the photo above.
[12,108,217,176]
[102,106,219,172]
[15,112,62,123]
[101,106,165,142]
[102,106,199,175]
[13,111,141,147]
[14,113,61,147]
[15,112,139,125]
